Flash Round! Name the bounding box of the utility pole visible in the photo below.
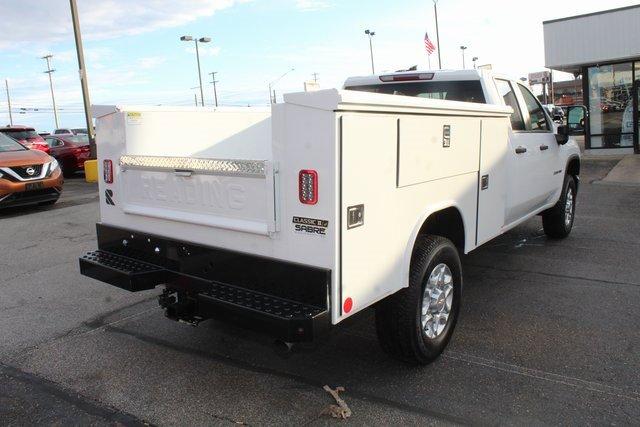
[5,79,13,126]
[70,0,96,157]
[433,0,442,69]
[194,93,198,106]
[364,29,376,74]
[312,72,319,83]
[41,54,59,129]
[209,72,219,107]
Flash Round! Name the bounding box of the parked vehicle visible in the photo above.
[0,126,50,154]
[79,69,583,364]
[44,134,90,177]
[53,128,88,135]
[0,131,63,209]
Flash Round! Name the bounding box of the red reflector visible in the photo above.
[343,297,353,314]
[298,169,318,205]
[103,159,113,183]
[379,73,434,82]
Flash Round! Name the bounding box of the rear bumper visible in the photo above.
[79,224,331,342]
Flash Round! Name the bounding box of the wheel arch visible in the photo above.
[401,204,468,290]
[566,155,580,192]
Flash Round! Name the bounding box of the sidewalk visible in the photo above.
[595,154,640,187]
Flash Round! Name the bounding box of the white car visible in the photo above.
[79,69,582,364]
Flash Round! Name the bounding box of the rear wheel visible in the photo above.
[542,175,576,239]
[375,235,462,365]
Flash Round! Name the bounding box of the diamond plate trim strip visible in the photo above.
[119,155,267,178]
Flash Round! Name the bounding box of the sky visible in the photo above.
[0,0,637,131]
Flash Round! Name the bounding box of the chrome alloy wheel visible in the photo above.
[421,263,454,339]
[564,187,574,228]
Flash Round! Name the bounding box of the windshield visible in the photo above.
[345,80,486,103]
[72,128,88,134]
[0,132,27,152]
[67,135,89,144]
[1,129,40,140]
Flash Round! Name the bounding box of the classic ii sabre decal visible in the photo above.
[293,216,329,236]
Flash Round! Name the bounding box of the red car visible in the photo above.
[0,126,50,154]
[43,134,91,177]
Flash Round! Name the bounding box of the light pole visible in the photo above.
[209,72,219,107]
[460,46,467,69]
[472,56,478,69]
[433,0,442,69]
[364,29,376,74]
[41,54,59,129]
[5,79,13,126]
[268,68,295,104]
[70,0,95,158]
[181,35,211,107]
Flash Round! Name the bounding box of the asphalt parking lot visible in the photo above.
[1,159,639,426]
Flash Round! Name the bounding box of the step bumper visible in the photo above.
[80,250,329,342]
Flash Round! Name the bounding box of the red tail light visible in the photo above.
[299,170,318,205]
[103,159,113,183]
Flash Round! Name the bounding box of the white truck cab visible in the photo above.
[79,69,583,364]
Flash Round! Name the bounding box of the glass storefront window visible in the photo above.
[587,63,634,148]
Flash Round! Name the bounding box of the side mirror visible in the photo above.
[555,125,569,145]
[566,105,588,135]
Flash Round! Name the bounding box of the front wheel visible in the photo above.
[542,175,576,239]
[375,235,462,365]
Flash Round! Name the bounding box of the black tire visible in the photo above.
[62,164,76,178]
[375,235,462,365]
[38,198,58,207]
[542,175,576,239]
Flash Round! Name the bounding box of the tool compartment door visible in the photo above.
[340,113,482,319]
[476,118,509,245]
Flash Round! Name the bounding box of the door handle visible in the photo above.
[540,144,549,151]
[515,146,527,154]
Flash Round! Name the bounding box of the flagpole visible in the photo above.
[433,0,442,69]
[428,54,431,70]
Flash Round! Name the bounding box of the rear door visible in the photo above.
[494,79,546,225]
[515,83,561,203]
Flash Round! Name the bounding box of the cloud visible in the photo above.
[295,0,331,12]
[137,56,168,69]
[0,0,251,49]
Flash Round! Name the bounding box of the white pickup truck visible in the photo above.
[79,69,583,364]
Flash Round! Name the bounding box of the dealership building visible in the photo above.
[544,5,640,154]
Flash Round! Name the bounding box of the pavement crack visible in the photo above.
[445,351,640,403]
[106,326,471,426]
[0,363,152,426]
[465,263,640,288]
[8,300,159,364]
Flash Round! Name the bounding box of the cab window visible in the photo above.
[494,79,525,131]
[517,84,550,131]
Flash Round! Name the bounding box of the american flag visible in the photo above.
[424,32,436,55]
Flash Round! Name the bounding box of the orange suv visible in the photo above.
[0,131,63,209]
